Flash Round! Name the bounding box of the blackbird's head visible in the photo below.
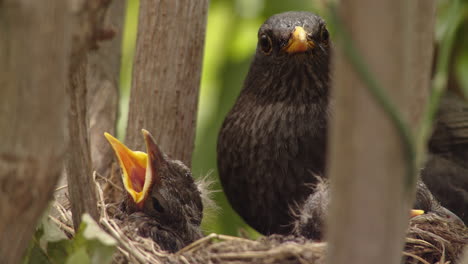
[256,11,330,60]
[104,130,203,228]
[245,11,331,99]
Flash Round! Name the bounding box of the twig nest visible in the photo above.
[53,178,467,264]
[172,235,326,264]
[404,213,467,264]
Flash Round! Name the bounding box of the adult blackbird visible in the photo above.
[105,130,203,252]
[217,11,466,236]
[217,11,331,235]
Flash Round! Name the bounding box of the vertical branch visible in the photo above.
[406,1,436,129]
[126,0,209,166]
[408,0,437,167]
[0,1,70,263]
[87,0,125,177]
[326,1,435,264]
[65,0,113,230]
[66,54,99,230]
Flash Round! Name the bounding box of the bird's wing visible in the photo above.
[429,92,468,160]
[421,154,468,223]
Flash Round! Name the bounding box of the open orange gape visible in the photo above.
[104,129,160,209]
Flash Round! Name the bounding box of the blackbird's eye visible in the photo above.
[320,27,329,45]
[259,34,272,55]
[152,197,165,213]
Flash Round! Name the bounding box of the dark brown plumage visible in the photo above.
[413,180,463,224]
[105,130,203,252]
[217,11,331,235]
[423,91,468,223]
[217,11,466,236]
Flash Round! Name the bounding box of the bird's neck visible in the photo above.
[243,59,330,105]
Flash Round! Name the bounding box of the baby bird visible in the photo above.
[104,129,203,252]
[293,179,462,240]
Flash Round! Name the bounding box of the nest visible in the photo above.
[50,173,468,264]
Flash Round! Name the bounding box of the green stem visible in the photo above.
[416,0,462,166]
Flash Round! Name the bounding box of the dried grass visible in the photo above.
[50,172,467,264]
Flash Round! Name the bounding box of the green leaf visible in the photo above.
[47,239,73,264]
[45,214,117,264]
[71,214,117,264]
[65,247,90,264]
[23,243,52,264]
[456,47,468,99]
[23,234,51,264]
[81,214,116,246]
[86,240,117,264]
[41,217,68,243]
[454,20,468,99]
[24,210,117,264]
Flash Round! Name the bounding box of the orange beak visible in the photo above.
[410,209,425,218]
[104,130,160,208]
[284,26,314,54]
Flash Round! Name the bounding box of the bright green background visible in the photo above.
[118,0,468,237]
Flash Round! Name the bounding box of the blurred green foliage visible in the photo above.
[24,214,116,264]
[436,0,468,99]
[118,0,468,237]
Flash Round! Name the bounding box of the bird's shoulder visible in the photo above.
[429,93,468,164]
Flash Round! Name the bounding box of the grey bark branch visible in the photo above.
[66,54,99,230]
[126,0,209,166]
[65,0,113,230]
[87,0,125,177]
[326,1,435,264]
[406,1,437,130]
[0,1,70,263]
